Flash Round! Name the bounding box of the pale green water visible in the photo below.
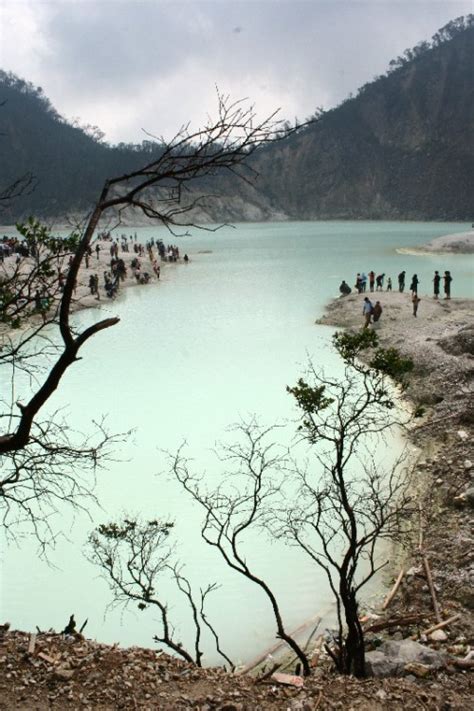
[1,221,473,664]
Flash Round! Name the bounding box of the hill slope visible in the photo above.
[0,19,473,223]
[252,21,474,220]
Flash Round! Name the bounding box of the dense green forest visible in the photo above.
[0,15,473,222]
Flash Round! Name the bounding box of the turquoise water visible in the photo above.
[1,221,472,664]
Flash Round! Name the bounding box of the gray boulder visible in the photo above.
[464,487,474,508]
[365,640,445,677]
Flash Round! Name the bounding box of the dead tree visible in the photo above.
[0,93,284,544]
[282,330,415,676]
[88,517,233,668]
[169,420,312,676]
[170,331,414,678]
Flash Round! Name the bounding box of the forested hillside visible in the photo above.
[0,16,473,222]
[251,17,474,221]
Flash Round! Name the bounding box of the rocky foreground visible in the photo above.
[1,292,473,709]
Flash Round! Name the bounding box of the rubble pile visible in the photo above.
[0,627,473,710]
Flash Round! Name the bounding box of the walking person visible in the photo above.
[386,277,392,292]
[372,301,382,329]
[433,270,441,299]
[443,270,452,299]
[412,294,420,317]
[362,296,373,329]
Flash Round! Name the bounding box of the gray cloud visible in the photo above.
[1,0,471,142]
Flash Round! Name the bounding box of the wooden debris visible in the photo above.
[254,662,280,684]
[310,635,324,668]
[37,652,56,665]
[382,568,405,610]
[237,614,321,675]
[421,553,442,623]
[271,672,304,688]
[420,613,461,637]
[28,633,36,655]
[365,613,430,634]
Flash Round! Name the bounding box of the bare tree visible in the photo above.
[87,517,233,668]
[281,330,415,676]
[168,331,415,678]
[169,421,312,676]
[0,94,286,543]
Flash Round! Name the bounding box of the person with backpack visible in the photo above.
[362,297,373,329]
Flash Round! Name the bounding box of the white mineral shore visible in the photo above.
[399,230,474,254]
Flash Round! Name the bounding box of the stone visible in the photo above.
[365,640,444,678]
[457,586,474,609]
[404,662,431,678]
[457,430,468,440]
[464,460,472,470]
[54,668,74,681]
[464,487,474,508]
[429,629,448,642]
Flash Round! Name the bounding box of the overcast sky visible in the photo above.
[0,0,471,144]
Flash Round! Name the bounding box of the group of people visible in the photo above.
[396,270,452,299]
[338,268,455,328]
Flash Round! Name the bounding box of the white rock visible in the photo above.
[457,430,468,440]
[464,460,472,470]
[429,629,448,642]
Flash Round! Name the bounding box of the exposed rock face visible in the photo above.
[365,640,445,677]
[253,26,474,221]
[1,24,473,222]
[439,325,474,356]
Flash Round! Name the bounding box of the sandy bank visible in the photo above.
[398,230,474,255]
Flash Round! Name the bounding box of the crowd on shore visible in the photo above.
[0,230,190,323]
[338,269,454,328]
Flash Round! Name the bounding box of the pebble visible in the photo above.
[429,630,448,642]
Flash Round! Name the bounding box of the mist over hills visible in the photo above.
[1,17,472,224]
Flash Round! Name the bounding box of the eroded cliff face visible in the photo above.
[1,25,472,224]
[249,26,474,221]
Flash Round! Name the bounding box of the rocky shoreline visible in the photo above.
[1,292,473,709]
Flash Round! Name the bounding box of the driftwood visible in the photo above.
[79,618,88,634]
[421,553,442,623]
[27,633,36,655]
[421,613,461,637]
[238,614,321,675]
[382,568,405,610]
[449,657,474,670]
[365,613,431,634]
[310,635,325,668]
[254,662,281,684]
[271,672,304,688]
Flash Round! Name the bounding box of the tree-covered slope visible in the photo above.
[1,17,473,223]
[252,19,474,220]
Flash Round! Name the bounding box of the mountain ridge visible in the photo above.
[1,17,473,223]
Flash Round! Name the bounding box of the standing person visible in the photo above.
[372,301,382,328]
[433,270,441,299]
[398,271,406,292]
[443,270,452,299]
[412,294,420,317]
[362,297,373,329]
[410,274,419,296]
[355,273,362,294]
[386,277,392,292]
[369,271,375,292]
